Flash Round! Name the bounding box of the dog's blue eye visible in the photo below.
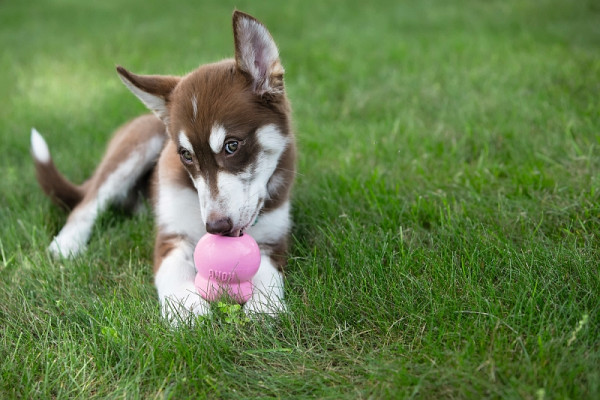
[179,149,193,164]
[224,140,239,155]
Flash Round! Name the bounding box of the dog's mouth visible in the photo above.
[225,209,260,237]
[209,225,243,237]
[205,199,262,238]
[214,217,254,238]
[227,218,254,237]
[225,228,243,237]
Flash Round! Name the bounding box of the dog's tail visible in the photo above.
[30,128,85,210]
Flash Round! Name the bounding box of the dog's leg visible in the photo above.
[40,115,166,257]
[244,254,287,316]
[152,144,210,323]
[47,148,154,257]
[154,237,210,324]
[242,201,291,317]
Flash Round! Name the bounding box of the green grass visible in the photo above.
[1,0,599,398]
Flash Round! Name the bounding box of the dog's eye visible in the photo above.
[224,140,239,155]
[179,149,193,164]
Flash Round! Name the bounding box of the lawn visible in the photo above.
[0,0,598,398]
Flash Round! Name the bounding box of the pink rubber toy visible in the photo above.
[193,233,261,304]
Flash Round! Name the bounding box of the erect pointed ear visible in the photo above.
[233,11,285,97]
[116,66,180,124]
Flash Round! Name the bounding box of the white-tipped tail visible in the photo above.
[31,128,51,164]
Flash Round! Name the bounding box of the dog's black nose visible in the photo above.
[206,217,233,236]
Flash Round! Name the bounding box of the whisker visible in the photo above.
[274,166,304,177]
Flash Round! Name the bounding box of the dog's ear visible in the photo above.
[233,11,284,97]
[116,66,180,124]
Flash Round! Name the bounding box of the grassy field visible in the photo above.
[1,0,599,398]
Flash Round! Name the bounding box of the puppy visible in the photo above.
[31,11,296,322]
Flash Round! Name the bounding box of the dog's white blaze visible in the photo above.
[30,128,51,164]
[244,254,287,315]
[49,136,164,257]
[209,124,226,154]
[154,240,210,321]
[156,183,206,240]
[214,171,255,226]
[191,94,198,121]
[178,131,194,154]
[247,201,291,244]
[191,175,210,224]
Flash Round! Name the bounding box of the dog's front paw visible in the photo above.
[48,234,86,258]
[161,291,211,325]
[244,291,288,318]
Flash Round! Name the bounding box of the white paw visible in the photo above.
[244,290,288,317]
[48,235,86,258]
[244,255,287,318]
[161,290,211,325]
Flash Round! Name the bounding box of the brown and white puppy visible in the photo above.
[30,11,296,322]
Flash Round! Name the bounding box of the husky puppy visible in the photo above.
[31,11,296,322]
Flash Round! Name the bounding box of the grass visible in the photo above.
[1,0,599,398]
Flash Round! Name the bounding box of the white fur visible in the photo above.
[245,254,287,315]
[191,94,198,121]
[256,123,288,154]
[190,175,209,224]
[194,167,260,231]
[178,131,194,154]
[244,123,288,209]
[214,171,258,228]
[99,135,164,206]
[247,201,291,244]
[156,184,206,240]
[30,128,50,164]
[209,124,226,154]
[48,204,96,257]
[154,240,210,323]
[49,136,164,257]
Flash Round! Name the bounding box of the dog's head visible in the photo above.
[117,11,294,237]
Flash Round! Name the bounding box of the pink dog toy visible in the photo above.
[194,233,261,304]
